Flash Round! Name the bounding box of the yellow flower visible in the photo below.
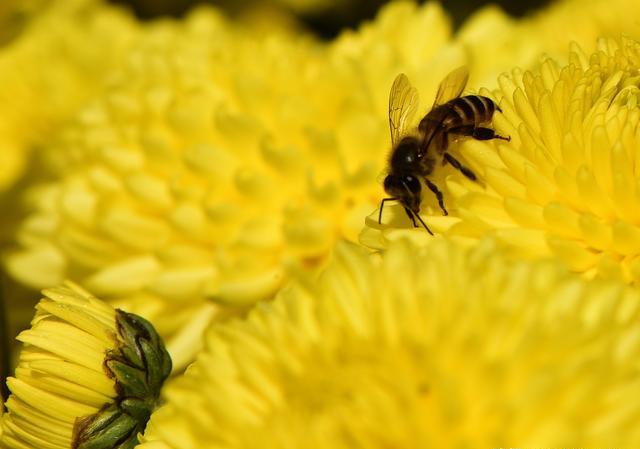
[0,282,171,449]
[8,0,640,368]
[458,0,640,87]
[364,37,640,283]
[0,0,138,192]
[139,238,640,448]
[4,2,462,368]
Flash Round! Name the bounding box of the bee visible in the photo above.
[379,66,510,234]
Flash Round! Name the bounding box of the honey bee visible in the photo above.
[379,66,510,234]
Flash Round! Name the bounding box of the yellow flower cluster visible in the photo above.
[2,0,640,446]
[5,2,461,364]
[0,0,636,374]
[140,239,640,448]
[9,0,640,359]
[364,36,640,284]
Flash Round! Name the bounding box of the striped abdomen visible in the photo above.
[440,95,500,128]
[417,95,502,161]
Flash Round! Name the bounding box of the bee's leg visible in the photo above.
[472,127,510,141]
[435,132,450,166]
[446,125,474,138]
[448,125,510,142]
[443,153,477,182]
[378,198,395,224]
[424,179,447,216]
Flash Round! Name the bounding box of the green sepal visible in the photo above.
[113,310,146,369]
[74,404,138,449]
[73,309,172,449]
[139,337,166,393]
[119,397,153,422]
[73,404,119,444]
[105,358,151,398]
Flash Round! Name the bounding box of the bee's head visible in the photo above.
[383,173,422,212]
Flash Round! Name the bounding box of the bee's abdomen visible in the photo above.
[444,95,498,128]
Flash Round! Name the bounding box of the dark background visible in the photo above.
[107,0,553,38]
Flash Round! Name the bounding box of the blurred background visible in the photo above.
[108,0,552,37]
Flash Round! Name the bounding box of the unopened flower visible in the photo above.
[139,238,640,448]
[0,282,171,449]
[364,37,640,284]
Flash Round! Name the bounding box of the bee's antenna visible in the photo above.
[378,198,395,224]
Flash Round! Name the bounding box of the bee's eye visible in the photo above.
[403,175,421,194]
[384,174,405,194]
[383,175,396,192]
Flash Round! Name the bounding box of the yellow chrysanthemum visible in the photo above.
[0,0,138,192]
[139,238,640,448]
[364,36,640,283]
[0,0,141,382]
[458,0,640,87]
[8,0,640,367]
[4,2,462,366]
[0,282,171,449]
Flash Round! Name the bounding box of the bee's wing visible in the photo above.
[432,66,469,107]
[389,73,419,146]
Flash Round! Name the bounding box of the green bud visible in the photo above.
[72,310,172,449]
